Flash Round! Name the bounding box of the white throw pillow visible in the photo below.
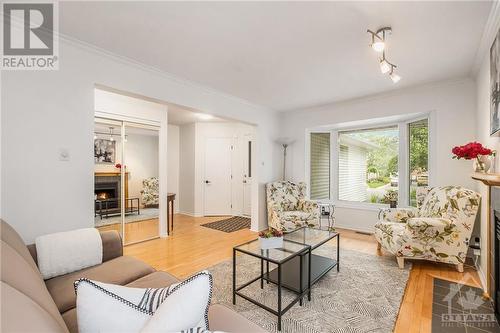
[75,271,213,333]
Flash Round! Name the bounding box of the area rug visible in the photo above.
[207,246,410,333]
[201,216,250,233]
[94,208,159,227]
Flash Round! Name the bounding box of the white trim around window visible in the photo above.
[306,111,435,210]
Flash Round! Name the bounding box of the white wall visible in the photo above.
[474,39,500,291]
[167,125,180,212]
[179,123,196,215]
[1,38,279,243]
[279,79,477,232]
[125,133,160,204]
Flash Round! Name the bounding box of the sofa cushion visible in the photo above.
[1,219,39,272]
[208,304,267,332]
[126,271,179,288]
[46,256,155,313]
[1,282,69,333]
[1,240,68,331]
[62,308,77,333]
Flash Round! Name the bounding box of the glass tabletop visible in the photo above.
[234,239,309,263]
[284,227,338,249]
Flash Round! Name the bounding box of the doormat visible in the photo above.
[202,216,250,233]
[431,277,499,332]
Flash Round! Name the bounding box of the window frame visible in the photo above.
[305,113,434,210]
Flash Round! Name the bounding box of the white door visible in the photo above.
[242,138,252,216]
[204,137,232,216]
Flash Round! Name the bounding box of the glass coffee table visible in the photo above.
[232,227,339,331]
[233,239,309,331]
[269,227,340,293]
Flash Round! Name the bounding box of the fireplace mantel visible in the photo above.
[472,172,500,187]
[471,172,500,299]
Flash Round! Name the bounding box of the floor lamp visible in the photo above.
[276,138,295,180]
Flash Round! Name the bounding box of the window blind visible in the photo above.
[310,133,330,200]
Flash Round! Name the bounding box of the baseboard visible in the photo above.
[334,223,374,235]
[477,262,488,293]
[177,211,203,218]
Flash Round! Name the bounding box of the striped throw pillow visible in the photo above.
[74,271,213,333]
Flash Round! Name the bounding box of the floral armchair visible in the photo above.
[374,186,480,272]
[141,177,159,207]
[266,181,320,232]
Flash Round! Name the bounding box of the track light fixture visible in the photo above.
[367,27,391,53]
[368,26,401,83]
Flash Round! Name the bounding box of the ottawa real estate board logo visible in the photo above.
[2,2,58,70]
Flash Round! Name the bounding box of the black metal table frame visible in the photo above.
[233,242,311,331]
[286,231,340,276]
[94,197,140,219]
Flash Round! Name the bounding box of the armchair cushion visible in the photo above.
[379,207,418,223]
[297,199,319,213]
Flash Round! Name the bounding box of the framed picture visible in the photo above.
[94,139,116,164]
[490,28,500,136]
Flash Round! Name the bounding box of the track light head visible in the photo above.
[372,41,385,53]
[368,27,391,53]
[379,59,391,74]
[389,66,401,83]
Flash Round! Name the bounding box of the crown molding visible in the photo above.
[471,1,500,75]
[55,32,274,113]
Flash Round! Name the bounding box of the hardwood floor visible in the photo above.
[97,218,160,244]
[119,214,482,333]
[122,214,256,277]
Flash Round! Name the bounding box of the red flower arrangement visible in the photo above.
[258,228,283,239]
[452,142,495,160]
[115,163,125,169]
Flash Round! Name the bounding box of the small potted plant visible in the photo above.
[383,189,398,208]
[452,142,496,173]
[258,228,284,249]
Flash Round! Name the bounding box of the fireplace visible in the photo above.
[95,182,119,208]
[94,174,121,210]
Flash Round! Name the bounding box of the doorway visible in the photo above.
[94,118,161,245]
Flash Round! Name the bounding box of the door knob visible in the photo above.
[205,180,211,184]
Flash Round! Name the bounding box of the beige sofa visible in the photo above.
[0,220,265,333]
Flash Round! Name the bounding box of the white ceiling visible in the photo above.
[60,1,492,111]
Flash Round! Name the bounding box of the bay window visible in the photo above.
[308,114,430,208]
[338,126,399,204]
